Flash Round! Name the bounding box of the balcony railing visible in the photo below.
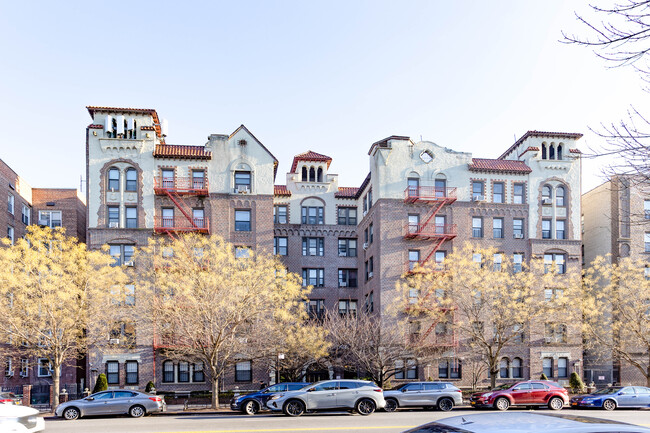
[404,186,457,203]
[404,223,457,239]
[154,176,209,195]
[154,216,210,234]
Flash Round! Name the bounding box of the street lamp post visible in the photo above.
[276,353,285,384]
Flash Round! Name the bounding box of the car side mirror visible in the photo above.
[307,388,315,392]
[85,397,94,401]
[401,388,407,393]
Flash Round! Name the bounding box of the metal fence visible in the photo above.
[31,384,50,407]
[1,385,23,395]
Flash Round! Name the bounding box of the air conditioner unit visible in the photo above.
[38,219,48,226]
[237,185,250,194]
[340,282,347,287]
[363,210,368,217]
[368,272,373,278]
[362,243,369,250]
[542,198,552,205]
[124,261,134,267]
[338,252,347,257]
[109,222,119,228]
[514,233,524,239]
[5,371,13,377]
[472,195,485,202]
[109,338,120,345]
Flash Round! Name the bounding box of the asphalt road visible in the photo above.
[43,408,650,433]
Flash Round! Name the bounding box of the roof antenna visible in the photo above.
[420,135,423,142]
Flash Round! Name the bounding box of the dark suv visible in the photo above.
[470,380,568,411]
[230,382,310,415]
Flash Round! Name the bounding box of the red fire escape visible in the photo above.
[404,185,458,349]
[153,175,210,236]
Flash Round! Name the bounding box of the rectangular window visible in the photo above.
[7,226,14,245]
[513,183,525,204]
[366,256,374,280]
[163,362,174,383]
[124,284,135,306]
[363,195,368,213]
[472,217,483,238]
[109,244,134,267]
[408,214,420,234]
[513,218,524,238]
[542,219,552,239]
[450,359,461,379]
[109,168,121,190]
[434,250,446,270]
[234,171,251,192]
[125,169,137,192]
[273,237,287,255]
[178,362,190,383]
[558,357,568,378]
[493,218,503,238]
[493,182,504,203]
[513,253,524,273]
[235,361,252,382]
[438,360,448,378]
[302,237,324,256]
[162,208,174,228]
[338,269,358,288]
[192,170,205,189]
[274,205,287,224]
[308,299,325,320]
[544,254,566,274]
[408,250,420,271]
[368,190,372,208]
[645,233,650,252]
[338,238,357,257]
[20,359,28,377]
[434,216,446,234]
[302,269,324,287]
[556,220,566,240]
[493,253,503,271]
[645,200,650,219]
[301,206,324,225]
[192,208,205,228]
[369,223,374,243]
[39,211,62,228]
[106,361,119,384]
[161,169,174,188]
[125,207,137,229]
[125,360,138,384]
[8,194,14,215]
[108,206,120,227]
[472,181,484,201]
[193,362,204,382]
[395,360,405,380]
[338,207,357,225]
[406,359,418,379]
[21,205,30,225]
[235,210,251,231]
[338,299,357,316]
[543,357,553,378]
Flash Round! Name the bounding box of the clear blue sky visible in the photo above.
[0,1,645,193]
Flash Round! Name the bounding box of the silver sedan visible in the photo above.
[55,390,166,420]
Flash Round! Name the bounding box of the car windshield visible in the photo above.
[592,387,622,395]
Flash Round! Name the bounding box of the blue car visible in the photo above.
[570,386,650,410]
[230,382,310,415]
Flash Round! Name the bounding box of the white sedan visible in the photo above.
[0,403,44,433]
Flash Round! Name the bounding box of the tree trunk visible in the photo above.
[646,361,650,387]
[489,368,498,389]
[211,376,219,410]
[52,363,61,409]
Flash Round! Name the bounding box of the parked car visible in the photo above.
[230,382,310,414]
[0,392,22,404]
[383,381,462,412]
[401,412,650,433]
[570,386,650,410]
[470,380,568,411]
[266,379,385,416]
[55,389,166,420]
[0,403,44,432]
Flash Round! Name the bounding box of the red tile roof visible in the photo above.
[274,185,291,196]
[290,150,332,173]
[153,144,212,160]
[569,148,582,154]
[141,126,156,131]
[469,158,532,174]
[335,187,359,198]
[518,146,539,157]
[88,124,103,129]
[499,131,583,159]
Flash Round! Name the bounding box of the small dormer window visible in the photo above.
[420,150,434,163]
[542,143,547,159]
[302,167,307,181]
[309,167,315,182]
[317,167,323,182]
[557,144,563,160]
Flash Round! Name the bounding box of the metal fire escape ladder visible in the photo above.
[162,189,199,229]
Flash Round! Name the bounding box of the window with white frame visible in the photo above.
[7,226,14,245]
[39,211,62,228]
[125,360,138,384]
[193,362,205,382]
[38,358,51,377]
[492,182,504,203]
[513,218,524,238]
[302,237,324,256]
[645,200,650,219]
[21,205,29,225]
[274,205,287,224]
[20,359,28,377]
[302,268,324,287]
[338,299,357,316]
[558,357,568,378]
[493,218,503,238]
[556,186,566,207]
[235,361,252,382]
[472,217,483,238]
[556,220,566,240]
[472,181,484,200]
[646,233,650,253]
[542,219,552,239]
[178,361,190,382]
[106,360,119,384]
[512,357,523,378]
[543,357,553,377]
[163,361,174,383]
[513,183,525,204]
[125,207,137,229]
[8,194,14,215]
[273,237,287,255]
[544,253,566,274]
[125,168,137,192]
[108,168,120,191]
[109,244,134,267]
[513,253,524,273]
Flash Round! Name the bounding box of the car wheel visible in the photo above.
[356,398,376,416]
[548,397,564,411]
[437,397,454,412]
[384,398,398,412]
[602,399,617,411]
[129,405,146,418]
[243,400,260,415]
[283,399,305,417]
[494,397,510,411]
[63,407,80,420]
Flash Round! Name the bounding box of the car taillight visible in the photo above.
[373,389,382,392]
[149,397,162,402]
[0,399,13,403]
[454,389,462,392]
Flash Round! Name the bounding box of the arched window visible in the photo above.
[512,358,522,378]
[309,167,315,182]
[301,167,307,181]
[108,167,120,191]
[499,358,510,378]
[435,176,447,198]
[541,143,547,160]
[163,361,174,383]
[125,168,137,192]
[556,186,565,207]
[317,167,323,182]
[549,144,555,160]
[557,144,563,160]
[542,185,552,204]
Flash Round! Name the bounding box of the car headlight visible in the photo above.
[268,394,284,401]
[482,393,492,398]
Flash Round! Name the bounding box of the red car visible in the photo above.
[470,380,568,411]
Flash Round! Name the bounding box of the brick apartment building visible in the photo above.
[582,175,650,386]
[85,106,584,391]
[0,158,87,400]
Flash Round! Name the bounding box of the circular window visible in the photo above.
[420,150,434,163]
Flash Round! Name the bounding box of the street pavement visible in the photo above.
[43,408,650,433]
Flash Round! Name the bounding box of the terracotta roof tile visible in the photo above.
[499,130,583,159]
[141,126,156,131]
[469,158,532,174]
[88,124,103,129]
[291,150,332,173]
[518,146,539,157]
[335,187,359,198]
[569,148,582,154]
[153,144,212,160]
[274,185,291,196]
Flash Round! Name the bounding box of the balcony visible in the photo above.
[154,176,209,196]
[404,223,457,240]
[404,186,457,204]
[154,216,210,234]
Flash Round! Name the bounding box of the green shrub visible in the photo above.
[540,373,548,380]
[145,381,156,393]
[569,372,585,392]
[93,374,108,393]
